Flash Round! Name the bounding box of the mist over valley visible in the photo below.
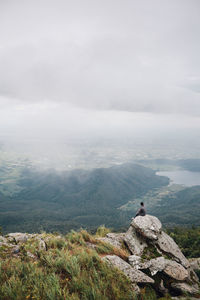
[1,0,200,234]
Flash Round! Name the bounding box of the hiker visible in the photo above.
[135,202,146,217]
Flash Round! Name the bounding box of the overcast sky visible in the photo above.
[0,0,200,143]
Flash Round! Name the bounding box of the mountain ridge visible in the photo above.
[0,163,169,234]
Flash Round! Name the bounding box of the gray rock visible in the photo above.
[135,256,188,280]
[103,255,154,283]
[187,266,199,283]
[124,226,147,255]
[140,257,166,276]
[97,233,125,249]
[0,236,8,243]
[158,279,169,295]
[37,238,46,251]
[171,282,199,296]
[155,231,190,268]
[131,215,162,240]
[128,255,142,269]
[0,242,13,248]
[27,251,37,259]
[163,260,188,281]
[7,233,31,243]
[189,257,200,270]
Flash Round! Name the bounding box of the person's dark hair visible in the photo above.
[140,202,144,206]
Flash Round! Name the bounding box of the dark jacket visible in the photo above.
[135,206,146,217]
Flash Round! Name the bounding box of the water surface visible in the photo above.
[156,170,200,186]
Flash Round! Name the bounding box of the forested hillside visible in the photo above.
[0,163,168,234]
[151,186,200,226]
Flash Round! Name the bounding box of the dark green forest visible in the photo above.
[166,227,200,258]
[1,159,200,234]
[151,185,200,226]
[0,163,168,234]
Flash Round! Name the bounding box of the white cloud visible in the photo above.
[0,0,200,148]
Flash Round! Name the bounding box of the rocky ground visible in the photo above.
[0,215,200,299]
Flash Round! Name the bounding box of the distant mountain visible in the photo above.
[0,163,169,233]
[137,158,200,172]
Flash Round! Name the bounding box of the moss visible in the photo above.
[141,244,162,262]
[163,253,173,260]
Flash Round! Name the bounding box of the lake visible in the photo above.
[156,170,200,186]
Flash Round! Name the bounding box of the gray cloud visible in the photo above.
[0,0,200,116]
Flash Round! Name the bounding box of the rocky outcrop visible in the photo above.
[1,215,199,298]
[129,256,188,280]
[102,214,199,298]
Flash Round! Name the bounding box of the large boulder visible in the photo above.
[124,226,147,255]
[129,256,188,281]
[137,257,166,276]
[163,260,188,281]
[103,255,154,284]
[131,215,162,240]
[155,231,189,268]
[97,233,125,249]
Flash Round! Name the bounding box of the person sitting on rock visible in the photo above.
[135,202,146,217]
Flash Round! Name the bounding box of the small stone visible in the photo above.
[27,251,37,259]
[38,239,46,251]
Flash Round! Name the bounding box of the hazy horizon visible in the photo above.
[1,0,200,168]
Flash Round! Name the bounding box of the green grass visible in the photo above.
[0,229,137,300]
